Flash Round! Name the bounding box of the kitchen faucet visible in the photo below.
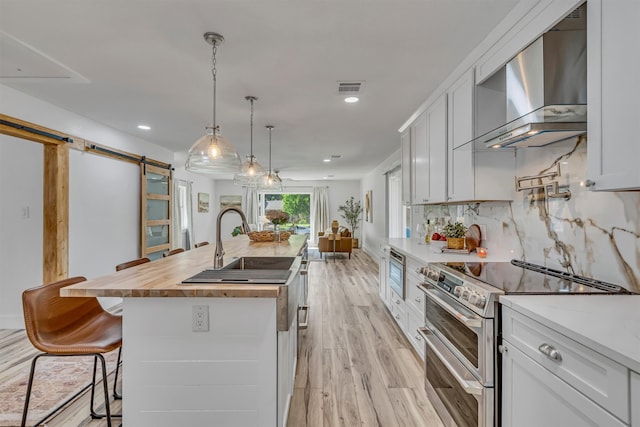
[214,206,251,269]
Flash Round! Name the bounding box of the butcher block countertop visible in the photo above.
[60,234,308,299]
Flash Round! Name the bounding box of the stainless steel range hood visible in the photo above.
[477,5,587,149]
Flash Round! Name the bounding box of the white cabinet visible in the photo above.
[425,94,447,203]
[502,305,630,427]
[411,111,429,203]
[277,316,297,427]
[401,129,412,205]
[632,371,640,427]
[447,69,475,202]
[378,246,390,308]
[586,0,640,191]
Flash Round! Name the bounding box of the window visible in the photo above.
[258,192,311,235]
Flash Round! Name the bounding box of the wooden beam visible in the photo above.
[0,114,71,146]
[43,144,69,282]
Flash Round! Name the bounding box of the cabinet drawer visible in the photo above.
[389,290,407,332]
[407,309,425,360]
[405,270,425,316]
[502,306,629,422]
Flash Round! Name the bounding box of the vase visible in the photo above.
[331,220,339,234]
[274,224,281,242]
[447,237,465,250]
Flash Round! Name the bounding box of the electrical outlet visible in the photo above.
[192,305,209,332]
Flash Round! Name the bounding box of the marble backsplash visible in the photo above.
[418,136,640,292]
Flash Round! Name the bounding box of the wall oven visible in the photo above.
[388,249,405,299]
[417,264,501,427]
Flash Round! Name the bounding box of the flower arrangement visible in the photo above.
[442,221,468,238]
[266,209,290,225]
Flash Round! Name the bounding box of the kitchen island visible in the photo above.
[61,235,308,427]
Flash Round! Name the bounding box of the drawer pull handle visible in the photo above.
[395,299,401,305]
[414,297,422,303]
[395,314,401,320]
[414,334,422,341]
[538,343,562,362]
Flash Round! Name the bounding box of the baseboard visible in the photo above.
[0,314,25,329]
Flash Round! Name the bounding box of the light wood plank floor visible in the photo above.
[1,249,442,426]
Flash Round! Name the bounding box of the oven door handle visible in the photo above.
[425,289,482,330]
[419,328,484,396]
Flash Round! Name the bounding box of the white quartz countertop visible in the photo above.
[386,237,512,264]
[500,295,640,373]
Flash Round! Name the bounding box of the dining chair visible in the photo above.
[115,256,151,271]
[163,248,185,257]
[194,241,209,248]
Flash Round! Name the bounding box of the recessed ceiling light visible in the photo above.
[323,159,331,163]
[138,125,151,130]
[344,97,359,103]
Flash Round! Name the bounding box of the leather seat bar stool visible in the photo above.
[194,241,209,248]
[115,256,150,271]
[163,248,185,257]
[21,277,122,427]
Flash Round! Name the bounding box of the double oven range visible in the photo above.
[416,259,632,427]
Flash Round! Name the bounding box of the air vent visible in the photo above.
[337,81,364,95]
[566,8,581,18]
[330,154,341,160]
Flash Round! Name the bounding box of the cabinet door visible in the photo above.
[632,371,639,427]
[447,69,475,201]
[411,112,428,203]
[587,0,640,191]
[378,247,389,307]
[401,130,412,204]
[426,94,447,203]
[501,341,626,427]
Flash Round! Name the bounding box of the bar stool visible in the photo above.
[194,241,209,248]
[21,277,122,427]
[163,248,185,257]
[115,256,150,271]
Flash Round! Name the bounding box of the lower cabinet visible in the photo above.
[632,372,640,426]
[501,306,630,427]
[378,246,390,308]
[277,317,297,427]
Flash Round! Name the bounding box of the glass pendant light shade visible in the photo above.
[185,32,242,175]
[259,125,283,191]
[186,127,241,174]
[234,96,266,186]
[234,155,266,186]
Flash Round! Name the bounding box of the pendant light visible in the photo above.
[234,96,266,186]
[259,125,283,191]
[185,32,241,174]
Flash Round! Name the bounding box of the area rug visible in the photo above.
[0,350,119,427]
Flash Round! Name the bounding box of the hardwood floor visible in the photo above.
[1,249,442,426]
[288,249,442,427]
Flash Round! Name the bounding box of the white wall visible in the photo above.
[361,149,401,258]
[0,84,213,326]
[0,136,44,328]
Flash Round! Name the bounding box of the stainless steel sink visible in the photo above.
[181,257,295,285]
[222,256,295,270]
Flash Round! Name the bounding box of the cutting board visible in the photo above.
[465,224,482,252]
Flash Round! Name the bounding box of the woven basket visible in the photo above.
[247,231,291,242]
[447,237,465,250]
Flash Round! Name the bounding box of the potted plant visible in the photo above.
[338,196,363,248]
[442,221,468,249]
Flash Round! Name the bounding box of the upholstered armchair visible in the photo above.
[318,228,352,261]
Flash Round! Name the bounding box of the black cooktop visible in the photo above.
[440,259,632,295]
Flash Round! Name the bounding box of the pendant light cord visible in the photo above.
[249,98,254,163]
[211,42,218,131]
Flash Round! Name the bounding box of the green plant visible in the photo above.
[338,196,363,236]
[442,222,468,238]
[231,226,242,237]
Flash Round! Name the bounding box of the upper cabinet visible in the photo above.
[401,129,412,205]
[586,0,640,191]
[447,70,475,201]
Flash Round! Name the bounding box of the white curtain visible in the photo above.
[242,186,259,230]
[172,180,194,249]
[312,186,329,243]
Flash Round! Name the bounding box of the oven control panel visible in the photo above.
[417,264,499,316]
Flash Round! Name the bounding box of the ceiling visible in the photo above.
[0,0,519,181]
